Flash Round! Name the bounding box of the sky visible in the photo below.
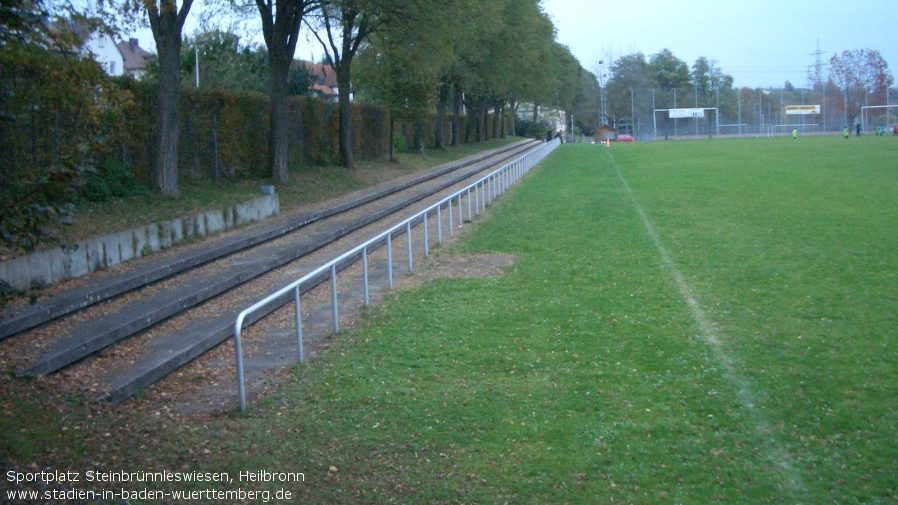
[541,0,898,89]
[129,0,897,91]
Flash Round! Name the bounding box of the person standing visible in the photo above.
[856,123,861,136]
[792,128,798,139]
[844,126,850,139]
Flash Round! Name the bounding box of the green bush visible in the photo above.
[80,160,148,202]
[0,43,118,252]
[515,118,548,140]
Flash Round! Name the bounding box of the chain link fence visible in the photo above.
[607,86,897,141]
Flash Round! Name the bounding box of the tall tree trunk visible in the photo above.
[509,99,518,137]
[500,103,506,138]
[155,34,180,197]
[337,64,354,168]
[532,102,539,123]
[492,103,500,139]
[256,0,307,182]
[268,50,290,182]
[389,116,395,162]
[463,94,473,144]
[452,85,462,146]
[479,103,487,142]
[149,0,192,198]
[434,82,448,150]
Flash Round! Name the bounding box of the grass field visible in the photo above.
[2,136,897,503]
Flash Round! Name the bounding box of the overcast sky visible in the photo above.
[541,0,898,89]
[132,0,896,91]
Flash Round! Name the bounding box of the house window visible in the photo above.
[109,62,116,74]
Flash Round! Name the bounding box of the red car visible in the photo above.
[617,134,633,142]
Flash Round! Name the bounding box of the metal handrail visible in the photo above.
[233,138,560,410]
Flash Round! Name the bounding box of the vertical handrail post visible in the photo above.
[294,286,304,362]
[448,199,454,236]
[362,247,369,306]
[407,221,413,273]
[387,233,393,289]
[331,265,338,333]
[235,323,246,411]
[423,211,429,258]
[475,182,481,215]
[437,204,442,245]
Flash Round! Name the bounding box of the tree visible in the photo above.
[255,0,317,182]
[309,0,435,168]
[449,0,559,143]
[649,48,690,89]
[180,29,268,94]
[691,57,712,98]
[118,0,194,197]
[307,1,378,168]
[605,53,650,125]
[692,56,733,105]
[502,2,557,137]
[1,0,48,46]
[569,66,600,134]
[354,25,441,160]
[0,4,137,255]
[830,49,894,124]
[492,0,559,138]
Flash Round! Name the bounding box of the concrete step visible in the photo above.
[18,142,539,377]
[0,140,535,341]
[103,243,373,403]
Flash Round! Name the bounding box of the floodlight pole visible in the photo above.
[716,87,720,137]
[195,44,199,87]
[194,38,210,88]
[738,89,742,136]
[695,86,699,138]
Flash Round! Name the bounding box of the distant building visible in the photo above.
[50,21,152,79]
[594,125,617,141]
[117,38,152,79]
[85,30,123,76]
[294,60,348,101]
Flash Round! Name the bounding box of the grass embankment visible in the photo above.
[60,137,524,245]
[2,136,897,503]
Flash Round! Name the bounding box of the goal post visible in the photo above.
[861,105,898,133]
[773,123,819,135]
[652,108,719,139]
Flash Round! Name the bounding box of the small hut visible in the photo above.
[594,125,617,142]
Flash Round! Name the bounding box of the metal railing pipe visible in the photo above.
[232,138,560,410]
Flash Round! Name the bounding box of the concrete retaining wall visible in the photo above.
[0,194,279,292]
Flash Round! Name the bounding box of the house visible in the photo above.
[594,124,617,142]
[50,21,152,79]
[79,28,124,76]
[117,38,152,79]
[50,20,124,76]
[294,60,343,101]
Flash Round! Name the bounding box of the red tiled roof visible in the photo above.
[294,60,338,89]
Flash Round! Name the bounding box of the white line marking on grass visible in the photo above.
[605,150,808,500]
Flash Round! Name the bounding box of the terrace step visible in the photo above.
[18,142,540,377]
[0,140,535,342]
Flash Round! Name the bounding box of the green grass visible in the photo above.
[1,136,896,503]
